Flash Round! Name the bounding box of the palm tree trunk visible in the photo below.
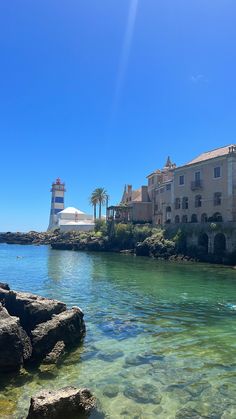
[93,204,96,221]
[99,200,102,219]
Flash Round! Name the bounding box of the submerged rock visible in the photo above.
[27,387,100,419]
[97,350,124,362]
[124,352,164,368]
[0,304,32,372]
[124,383,161,405]
[103,385,119,398]
[31,307,85,360]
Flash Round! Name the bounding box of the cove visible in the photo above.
[0,243,236,418]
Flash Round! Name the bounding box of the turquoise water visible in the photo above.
[0,244,236,418]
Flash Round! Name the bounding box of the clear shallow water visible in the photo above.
[0,244,236,418]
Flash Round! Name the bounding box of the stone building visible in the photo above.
[107,185,152,223]
[152,145,236,226]
[149,145,236,254]
[147,157,176,225]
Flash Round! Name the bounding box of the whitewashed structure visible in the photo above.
[48,179,95,232]
[57,207,95,232]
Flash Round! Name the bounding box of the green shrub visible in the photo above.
[113,223,134,249]
[136,229,175,258]
[173,229,187,254]
[95,219,108,235]
[133,225,152,242]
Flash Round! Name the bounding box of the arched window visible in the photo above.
[182,197,188,209]
[191,214,198,223]
[198,233,209,253]
[175,215,180,224]
[214,192,222,206]
[201,213,208,223]
[195,195,202,208]
[182,215,188,223]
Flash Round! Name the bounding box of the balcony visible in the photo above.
[191,179,203,191]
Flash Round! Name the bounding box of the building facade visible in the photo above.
[120,184,152,223]
[152,145,236,226]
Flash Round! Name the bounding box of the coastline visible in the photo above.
[0,229,233,266]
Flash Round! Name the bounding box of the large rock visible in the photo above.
[0,289,66,333]
[43,341,65,365]
[31,308,85,360]
[0,304,32,372]
[27,387,99,419]
[0,282,10,290]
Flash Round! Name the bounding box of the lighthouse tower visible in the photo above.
[48,178,66,230]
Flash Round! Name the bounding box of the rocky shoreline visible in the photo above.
[0,231,195,262]
[0,282,85,371]
[0,231,60,245]
[0,282,104,418]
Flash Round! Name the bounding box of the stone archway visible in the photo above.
[182,215,188,223]
[214,233,226,255]
[198,233,209,254]
[166,206,172,223]
[175,215,180,224]
[191,214,198,223]
[201,213,208,223]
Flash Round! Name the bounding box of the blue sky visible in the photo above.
[0,0,236,231]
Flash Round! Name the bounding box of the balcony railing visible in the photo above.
[191,179,203,190]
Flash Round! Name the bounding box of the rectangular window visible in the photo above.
[55,197,64,203]
[214,167,221,178]
[195,171,201,181]
[160,188,164,193]
[166,184,171,191]
[54,208,62,214]
[179,175,184,185]
[175,198,181,209]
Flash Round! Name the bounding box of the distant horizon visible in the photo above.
[1,0,236,231]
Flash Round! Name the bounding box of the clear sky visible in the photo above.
[0,0,236,231]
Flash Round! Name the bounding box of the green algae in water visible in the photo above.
[0,244,236,417]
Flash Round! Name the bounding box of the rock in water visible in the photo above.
[0,282,10,290]
[0,289,66,333]
[31,308,85,360]
[43,341,65,365]
[27,387,99,419]
[0,304,32,372]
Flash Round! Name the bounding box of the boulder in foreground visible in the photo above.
[27,386,101,419]
[31,307,85,360]
[0,289,66,333]
[0,304,32,372]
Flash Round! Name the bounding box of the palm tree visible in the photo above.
[90,188,108,220]
[90,191,98,221]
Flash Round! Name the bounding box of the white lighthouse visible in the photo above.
[48,178,66,230]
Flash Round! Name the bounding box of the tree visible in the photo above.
[90,191,98,221]
[90,188,108,220]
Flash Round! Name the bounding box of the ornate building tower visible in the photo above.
[48,178,66,230]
